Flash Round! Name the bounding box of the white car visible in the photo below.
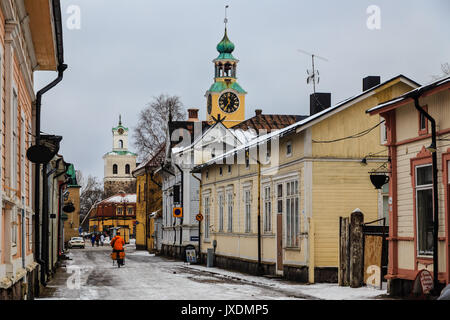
[68,237,85,249]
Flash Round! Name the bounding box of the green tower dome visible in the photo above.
[216,28,235,54]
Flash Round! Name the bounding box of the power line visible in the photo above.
[312,120,385,144]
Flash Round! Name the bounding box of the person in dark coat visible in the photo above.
[91,234,96,247]
[95,233,100,247]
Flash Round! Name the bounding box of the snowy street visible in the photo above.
[38,243,388,300]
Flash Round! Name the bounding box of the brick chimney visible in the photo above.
[188,109,199,122]
[255,109,262,116]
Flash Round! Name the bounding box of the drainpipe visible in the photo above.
[174,164,184,248]
[413,96,439,294]
[34,63,67,287]
[257,161,262,275]
[191,173,202,263]
[149,171,161,252]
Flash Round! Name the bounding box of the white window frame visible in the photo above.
[264,185,272,233]
[415,164,433,256]
[218,192,224,232]
[286,141,293,158]
[227,190,233,232]
[285,180,299,247]
[204,195,211,240]
[244,189,251,233]
[11,87,18,190]
[380,118,388,144]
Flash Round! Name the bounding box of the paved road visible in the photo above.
[39,244,309,300]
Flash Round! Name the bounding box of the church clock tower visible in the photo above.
[205,26,247,128]
[103,116,137,198]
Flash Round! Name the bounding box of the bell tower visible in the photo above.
[205,8,246,128]
[103,115,137,198]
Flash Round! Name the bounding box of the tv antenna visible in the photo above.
[297,49,328,94]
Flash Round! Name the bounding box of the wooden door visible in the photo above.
[277,214,283,272]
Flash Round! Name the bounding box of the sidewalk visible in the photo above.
[181,262,388,300]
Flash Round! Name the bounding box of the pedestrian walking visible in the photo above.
[95,233,100,247]
[100,234,105,246]
[91,234,95,247]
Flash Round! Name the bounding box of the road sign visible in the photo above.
[196,213,203,222]
[190,236,199,241]
[173,207,183,218]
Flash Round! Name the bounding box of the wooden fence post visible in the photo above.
[339,217,350,286]
[350,209,364,288]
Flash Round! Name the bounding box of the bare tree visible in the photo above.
[133,94,186,161]
[432,62,450,79]
[78,171,104,223]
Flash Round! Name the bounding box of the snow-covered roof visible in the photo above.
[367,75,450,114]
[193,75,420,172]
[100,193,136,204]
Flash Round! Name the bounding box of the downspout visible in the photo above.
[144,166,149,251]
[161,165,177,246]
[257,161,262,275]
[174,164,184,248]
[149,171,162,252]
[413,95,439,293]
[191,173,202,264]
[34,0,67,288]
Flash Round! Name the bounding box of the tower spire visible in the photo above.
[119,114,122,126]
[224,5,229,29]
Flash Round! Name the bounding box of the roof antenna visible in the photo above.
[224,5,229,29]
[297,49,329,94]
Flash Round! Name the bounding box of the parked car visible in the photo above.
[68,237,85,249]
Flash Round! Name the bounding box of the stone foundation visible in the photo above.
[0,267,39,300]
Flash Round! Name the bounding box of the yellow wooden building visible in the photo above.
[193,75,419,283]
[88,193,137,244]
[132,146,164,251]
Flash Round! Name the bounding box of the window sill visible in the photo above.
[284,246,300,251]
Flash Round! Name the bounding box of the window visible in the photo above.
[228,165,232,174]
[286,141,292,157]
[418,106,429,136]
[286,180,299,247]
[264,186,272,232]
[12,90,18,189]
[245,154,250,168]
[204,196,210,239]
[218,193,224,232]
[138,185,141,203]
[245,190,251,233]
[380,118,388,144]
[117,207,123,215]
[206,170,209,180]
[227,191,233,232]
[11,209,17,246]
[127,207,133,215]
[416,164,433,255]
[277,184,283,213]
[119,140,123,149]
[125,164,130,174]
[219,167,223,176]
[381,183,389,226]
[113,164,118,174]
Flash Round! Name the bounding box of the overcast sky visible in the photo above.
[34,0,450,182]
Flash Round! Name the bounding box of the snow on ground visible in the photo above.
[39,244,386,300]
[183,264,386,300]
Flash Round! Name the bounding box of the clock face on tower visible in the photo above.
[219,92,239,113]
[207,94,212,114]
[118,128,124,135]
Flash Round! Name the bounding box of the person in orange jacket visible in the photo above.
[111,231,125,266]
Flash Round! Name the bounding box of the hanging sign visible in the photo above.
[196,213,203,222]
